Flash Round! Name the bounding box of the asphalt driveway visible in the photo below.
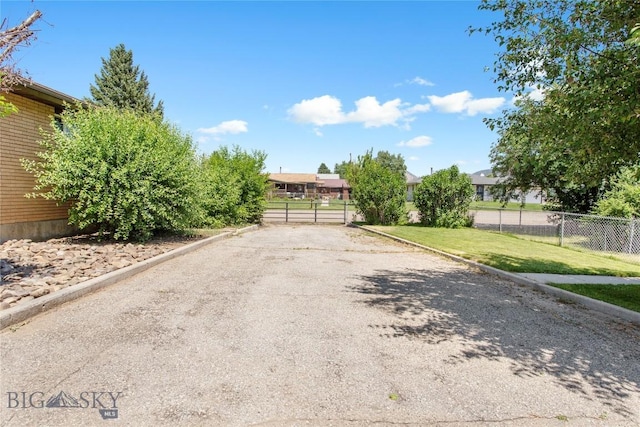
[1,225,639,426]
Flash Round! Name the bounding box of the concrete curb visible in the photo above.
[357,225,640,326]
[0,224,260,331]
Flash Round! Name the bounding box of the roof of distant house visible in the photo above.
[471,168,495,177]
[317,173,340,180]
[405,171,422,184]
[319,179,350,189]
[469,174,500,185]
[268,173,319,184]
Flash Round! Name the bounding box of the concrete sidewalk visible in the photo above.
[517,273,640,285]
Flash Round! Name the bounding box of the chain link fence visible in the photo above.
[469,208,640,263]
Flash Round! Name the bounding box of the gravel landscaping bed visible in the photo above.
[0,233,209,310]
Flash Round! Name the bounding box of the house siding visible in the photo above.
[0,92,73,241]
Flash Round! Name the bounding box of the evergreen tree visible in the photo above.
[317,162,331,174]
[90,44,163,116]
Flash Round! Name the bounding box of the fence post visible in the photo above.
[285,202,289,223]
[344,201,348,224]
[519,208,522,226]
[314,201,318,223]
[499,209,502,233]
[560,213,565,247]
[629,219,636,254]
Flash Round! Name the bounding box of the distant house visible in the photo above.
[469,173,500,201]
[317,174,350,200]
[268,173,352,200]
[268,173,320,199]
[469,171,545,204]
[269,170,420,202]
[405,171,422,202]
[0,82,78,243]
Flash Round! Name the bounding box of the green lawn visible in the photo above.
[469,200,545,211]
[267,199,355,210]
[549,284,640,313]
[406,201,544,212]
[368,225,640,276]
[269,200,543,212]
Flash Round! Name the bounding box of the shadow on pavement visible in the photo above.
[350,268,640,418]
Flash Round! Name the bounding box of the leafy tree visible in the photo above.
[414,165,474,228]
[201,146,269,225]
[474,0,640,212]
[347,150,406,225]
[333,161,350,178]
[317,162,331,174]
[488,98,603,213]
[593,166,640,218]
[90,44,164,116]
[375,150,407,176]
[23,106,202,240]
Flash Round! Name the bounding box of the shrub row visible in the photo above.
[24,106,268,240]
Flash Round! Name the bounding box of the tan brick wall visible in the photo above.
[0,92,70,226]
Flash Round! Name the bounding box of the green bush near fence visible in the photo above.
[414,165,474,228]
[200,146,269,227]
[347,151,406,225]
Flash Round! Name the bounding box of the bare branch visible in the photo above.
[0,10,42,93]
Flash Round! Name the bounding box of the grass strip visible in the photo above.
[469,201,545,211]
[369,225,640,277]
[266,200,355,210]
[549,284,640,313]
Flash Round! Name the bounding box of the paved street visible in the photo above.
[1,225,639,426]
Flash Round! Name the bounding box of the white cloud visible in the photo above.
[313,127,323,137]
[288,95,429,129]
[465,97,506,116]
[427,91,472,113]
[345,96,404,128]
[527,85,545,101]
[511,85,546,105]
[396,76,435,87]
[428,91,505,116]
[398,135,433,148]
[455,160,468,166]
[408,156,420,161]
[197,120,248,135]
[403,103,431,115]
[288,95,345,126]
[409,76,435,87]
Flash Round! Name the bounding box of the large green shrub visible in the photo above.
[201,145,269,226]
[23,106,203,240]
[347,150,406,225]
[414,165,474,228]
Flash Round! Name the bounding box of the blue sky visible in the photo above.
[3,0,513,176]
